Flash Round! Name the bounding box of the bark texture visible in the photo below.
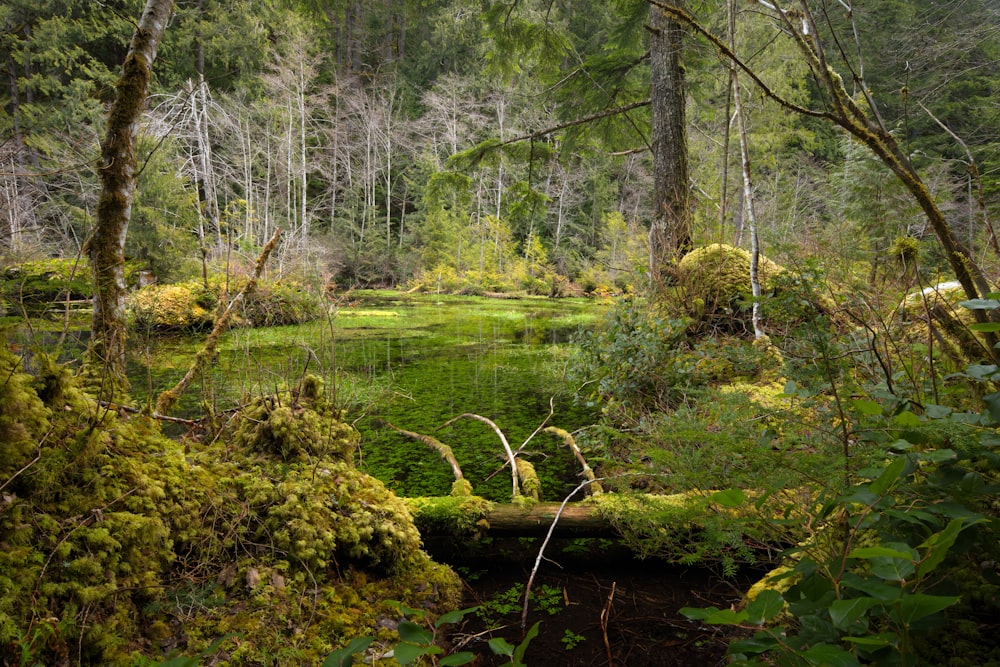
[85,0,173,397]
[648,1,692,279]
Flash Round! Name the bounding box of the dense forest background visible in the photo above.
[4,1,1000,665]
[4,0,998,291]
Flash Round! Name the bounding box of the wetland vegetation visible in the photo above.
[3,0,1000,665]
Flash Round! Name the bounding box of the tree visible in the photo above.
[648,1,692,278]
[654,0,999,352]
[84,0,173,398]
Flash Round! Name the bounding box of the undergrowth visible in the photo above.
[0,345,461,665]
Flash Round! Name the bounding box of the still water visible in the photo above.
[129,291,605,501]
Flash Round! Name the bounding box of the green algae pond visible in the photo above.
[129,290,607,502]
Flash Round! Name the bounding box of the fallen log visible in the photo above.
[405,492,711,540]
[475,501,612,537]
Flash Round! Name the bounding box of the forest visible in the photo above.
[2,0,1000,665]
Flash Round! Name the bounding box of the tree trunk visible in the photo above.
[648,1,692,280]
[84,0,173,398]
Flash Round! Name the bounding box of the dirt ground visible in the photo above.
[427,539,754,666]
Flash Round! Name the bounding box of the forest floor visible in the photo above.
[427,539,753,666]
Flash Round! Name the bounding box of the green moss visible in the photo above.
[0,342,461,665]
[405,495,495,539]
[675,243,783,323]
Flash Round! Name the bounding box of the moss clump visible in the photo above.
[675,243,783,329]
[0,345,460,665]
[230,388,357,462]
[1,258,94,306]
[405,496,495,539]
[128,277,323,331]
[128,281,217,330]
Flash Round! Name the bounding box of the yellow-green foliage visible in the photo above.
[593,492,705,560]
[675,243,783,320]
[128,277,323,331]
[405,495,495,539]
[129,281,217,330]
[0,348,460,665]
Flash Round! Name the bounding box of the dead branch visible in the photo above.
[441,412,520,499]
[156,228,282,414]
[383,420,464,482]
[601,581,617,666]
[521,477,604,631]
[99,401,203,427]
[544,426,602,495]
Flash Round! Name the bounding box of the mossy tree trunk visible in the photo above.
[85,0,174,398]
[649,1,693,280]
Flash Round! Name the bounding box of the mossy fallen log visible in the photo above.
[406,492,710,540]
[476,501,612,537]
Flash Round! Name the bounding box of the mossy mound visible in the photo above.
[897,280,995,372]
[129,280,218,329]
[675,244,783,326]
[128,277,323,331]
[0,348,460,665]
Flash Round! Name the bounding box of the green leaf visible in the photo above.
[958,298,1000,310]
[489,637,515,657]
[888,438,915,451]
[969,322,1000,332]
[397,620,433,645]
[435,606,479,628]
[867,542,917,582]
[703,608,749,624]
[712,488,746,508]
[393,642,438,665]
[924,404,953,418]
[965,364,997,380]
[851,399,883,415]
[322,637,374,667]
[847,546,915,561]
[893,594,960,624]
[842,633,896,648]
[829,597,880,629]
[841,573,902,602]
[514,622,541,663]
[745,590,785,624]
[681,606,749,624]
[728,633,782,655]
[983,392,1000,423]
[802,643,862,667]
[439,652,477,666]
[782,380,797,396]
[917,519,967,579]
[869,456,907,495]
[893,411,921,427]
[916,448,957,463]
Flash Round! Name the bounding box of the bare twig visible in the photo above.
[441,412,520,499]
[600,581,617,666]
[384,421,464,481]
[521,477,603,630]
[156,228,282,414]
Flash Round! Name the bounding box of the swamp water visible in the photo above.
[128,291,605,501]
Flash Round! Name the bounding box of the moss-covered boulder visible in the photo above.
[675,244,784,325]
